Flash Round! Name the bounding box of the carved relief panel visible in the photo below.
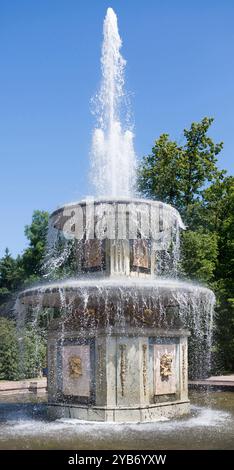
[62,345,91,397]
[154,344,176,395]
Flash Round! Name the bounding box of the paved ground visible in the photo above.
[1,375,233,395]
[189,374,234,389]
[0,378,47,394]
[207,374,234,382]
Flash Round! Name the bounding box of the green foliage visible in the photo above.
[138,117,234,372]
[181,231,218,283]
[20,326,47,379]
[0,317,20,380]
[0,287,12,305]
[211,177,234,371]
[0,211,48,380]
[181,118,224,208]
[0,317,46,380]
[138,134,183,207]
[0,249,24,293]
[22,210,49,278]
[0,210,49,299]
[138,117,224,223]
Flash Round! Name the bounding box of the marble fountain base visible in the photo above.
[47,325,190,422]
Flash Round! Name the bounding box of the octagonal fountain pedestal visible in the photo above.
[18,199,214,422]
[20,279,191,422]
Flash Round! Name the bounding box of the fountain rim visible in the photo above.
[19,277,215,301]
[50,197,186,229]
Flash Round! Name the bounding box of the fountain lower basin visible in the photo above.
[1,391,234,449]
[18,278,214,422]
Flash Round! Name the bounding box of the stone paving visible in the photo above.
[0,378,47,394]
[189,374,234,389]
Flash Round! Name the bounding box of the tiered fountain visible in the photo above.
[17,8,215,422]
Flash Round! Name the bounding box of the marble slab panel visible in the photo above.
[154,344,176,395]
[62,345,90,397]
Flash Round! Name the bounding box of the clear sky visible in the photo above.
[0,0,233,257]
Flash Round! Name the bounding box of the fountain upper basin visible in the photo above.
[46,198,186,279]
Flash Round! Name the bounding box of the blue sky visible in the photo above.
[0,0,233,257]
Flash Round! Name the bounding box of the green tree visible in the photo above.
[0,210,49,301]
[0,212,49,380]
[138,117,234,373]
[0,249,24,297]
[181,118,223,208]
[0,317,47,380]
[0,317,20,380]
[138,134,183,207]
[20,326,47,378]
[206,176,234,371]
[181,231,218,283]
[138,117,224,224]
[21,210,49,280]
